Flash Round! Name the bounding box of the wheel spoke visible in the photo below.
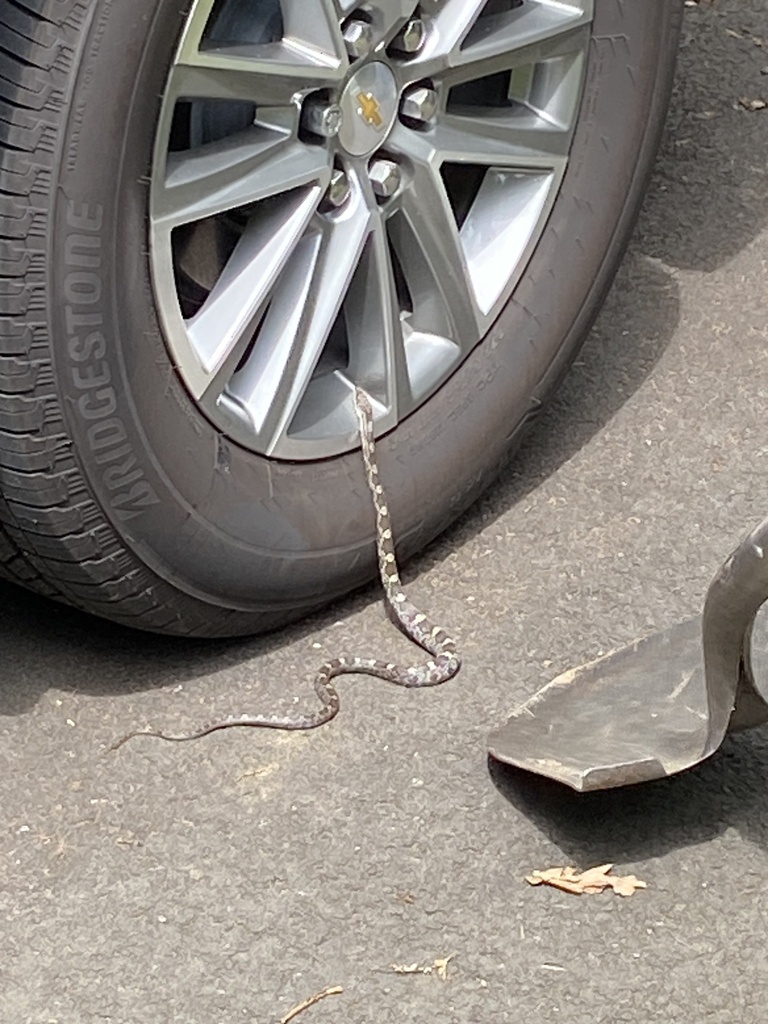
[344,211,408,416]
[185,188,322,404]
[405,113,571,171]
[390,114,564,323]
[278,0,349,68]
[165,0,348,114]
[410,0,591,85]
[227,184,375,453]
[153,135,330,229]
[176,0,348,97]
[167,54,343,109]
[387,128,482,345]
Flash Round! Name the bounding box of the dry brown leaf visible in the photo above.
[391,963,425,975]
[434,955,454,981]
[395,890,417,905]
[526,863,647,897]
[389,954,455,980]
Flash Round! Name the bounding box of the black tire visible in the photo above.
[0,0,682,637]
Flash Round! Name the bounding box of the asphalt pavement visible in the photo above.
[3,3,768,1021]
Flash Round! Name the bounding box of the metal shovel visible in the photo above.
[488,517,768,791]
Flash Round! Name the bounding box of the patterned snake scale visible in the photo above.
[110,388,460,750]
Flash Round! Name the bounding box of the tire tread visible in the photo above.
[0,0,252,635]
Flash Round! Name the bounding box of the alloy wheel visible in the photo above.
[150,0,594,459]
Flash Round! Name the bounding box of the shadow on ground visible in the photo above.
[489,728,768,861]
[0,576,375,714]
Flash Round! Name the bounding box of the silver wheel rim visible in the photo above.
[150,0,594,460]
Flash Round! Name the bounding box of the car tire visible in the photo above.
[0,0,682,637]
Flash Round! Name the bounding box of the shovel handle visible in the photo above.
[703,517,768,750]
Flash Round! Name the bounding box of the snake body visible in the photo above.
[110,387,460,749]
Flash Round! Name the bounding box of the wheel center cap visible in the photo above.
[338,62,398,158]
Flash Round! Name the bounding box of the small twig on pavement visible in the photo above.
[280,986,343,1023]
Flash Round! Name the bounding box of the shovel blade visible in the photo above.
[488,618,710,792]
[489,517,768,792]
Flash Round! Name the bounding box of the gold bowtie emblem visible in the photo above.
[357,91,385,130]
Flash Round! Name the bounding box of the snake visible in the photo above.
[110,387,460,750]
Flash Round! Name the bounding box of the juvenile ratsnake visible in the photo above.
[110,388,460,750]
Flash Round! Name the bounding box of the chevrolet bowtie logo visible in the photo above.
[357,91,385,130]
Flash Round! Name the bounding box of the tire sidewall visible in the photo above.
[50,0,680,615]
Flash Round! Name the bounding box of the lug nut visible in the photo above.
[400,84,438,124]
[343,18,374,59]
[368,159,401,199]
[323,169,351,210]
[302,99,343,138]
[390,17,427,55]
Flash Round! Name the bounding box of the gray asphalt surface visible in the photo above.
[4,3,768,1022]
